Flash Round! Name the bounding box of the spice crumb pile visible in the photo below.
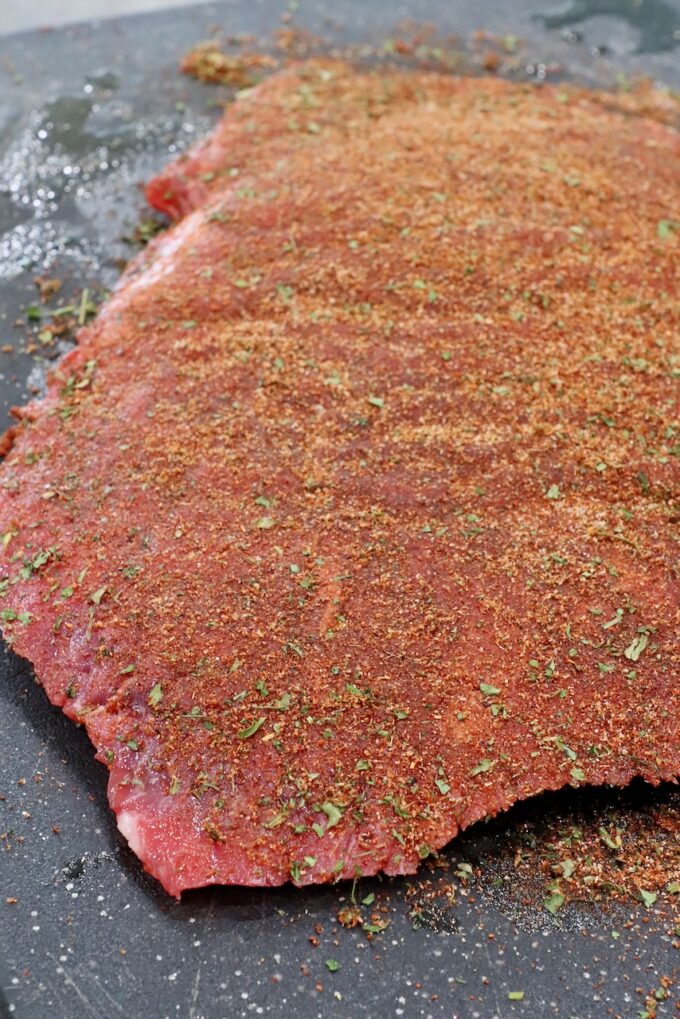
[0,62,678,896]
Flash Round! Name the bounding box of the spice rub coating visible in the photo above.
[0,63,678,896]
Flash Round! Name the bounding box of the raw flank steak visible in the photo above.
[0,63,678,897]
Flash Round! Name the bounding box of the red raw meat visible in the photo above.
[0,64,678,896]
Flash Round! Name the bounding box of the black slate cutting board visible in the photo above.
[0,2,679,1017]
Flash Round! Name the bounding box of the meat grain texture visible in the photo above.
[0,63,678,897]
